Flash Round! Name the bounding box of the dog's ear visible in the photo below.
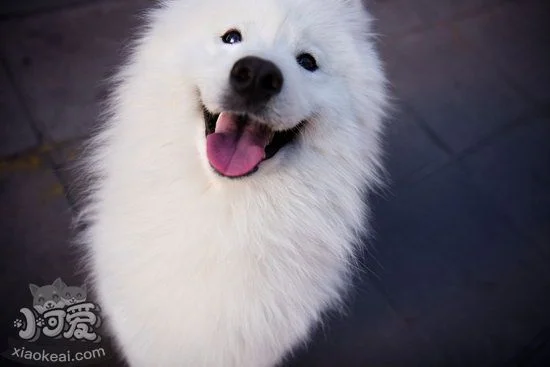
[53,277,66,291]
[29,284,39,296]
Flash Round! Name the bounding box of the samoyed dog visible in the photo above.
[82,0,387,365]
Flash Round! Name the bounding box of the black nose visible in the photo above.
[230,56,283,105]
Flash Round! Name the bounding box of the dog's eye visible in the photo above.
[297,53,318,72]
[221,30,242,44]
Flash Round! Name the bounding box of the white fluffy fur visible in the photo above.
[82,0,388,365]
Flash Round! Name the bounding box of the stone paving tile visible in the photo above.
[0,63,38,156]
[458,0,550,105]
[509,328,550,367]
[383,103,449,185]
[0,0,91,17]
[367,0,501,37]
[0,0,149,143]
[461,117,550,252]
[49,139,84,204]
[525,338,550,367]
[0,163,73,335]
[0,161,75,283]
[287,283,447,367]
[369,166,550,365]
[367,0,425,37]
[385,26,531,153]
[410,0,501,26]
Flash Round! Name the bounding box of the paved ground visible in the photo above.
[1,0,549,366]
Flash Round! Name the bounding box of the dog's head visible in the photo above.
[132,0,387,181]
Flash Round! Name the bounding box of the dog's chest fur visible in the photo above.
[90,156,367,366]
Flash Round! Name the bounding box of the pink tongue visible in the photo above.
[206,112,269,177]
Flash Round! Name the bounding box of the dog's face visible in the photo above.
[148,0,385,180]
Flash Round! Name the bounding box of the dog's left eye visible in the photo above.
[221,29,242,44]
[296,53,318,72]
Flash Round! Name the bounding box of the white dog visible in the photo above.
[81,0,388,365]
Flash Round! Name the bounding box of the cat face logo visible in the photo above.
[12,278,101,343]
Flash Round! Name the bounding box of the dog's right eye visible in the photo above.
[221,30,242,44]
[297,53,318,72]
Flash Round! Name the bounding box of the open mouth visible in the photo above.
[203,105,306,178]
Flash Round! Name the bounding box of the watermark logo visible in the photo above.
[2,278,110,366]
